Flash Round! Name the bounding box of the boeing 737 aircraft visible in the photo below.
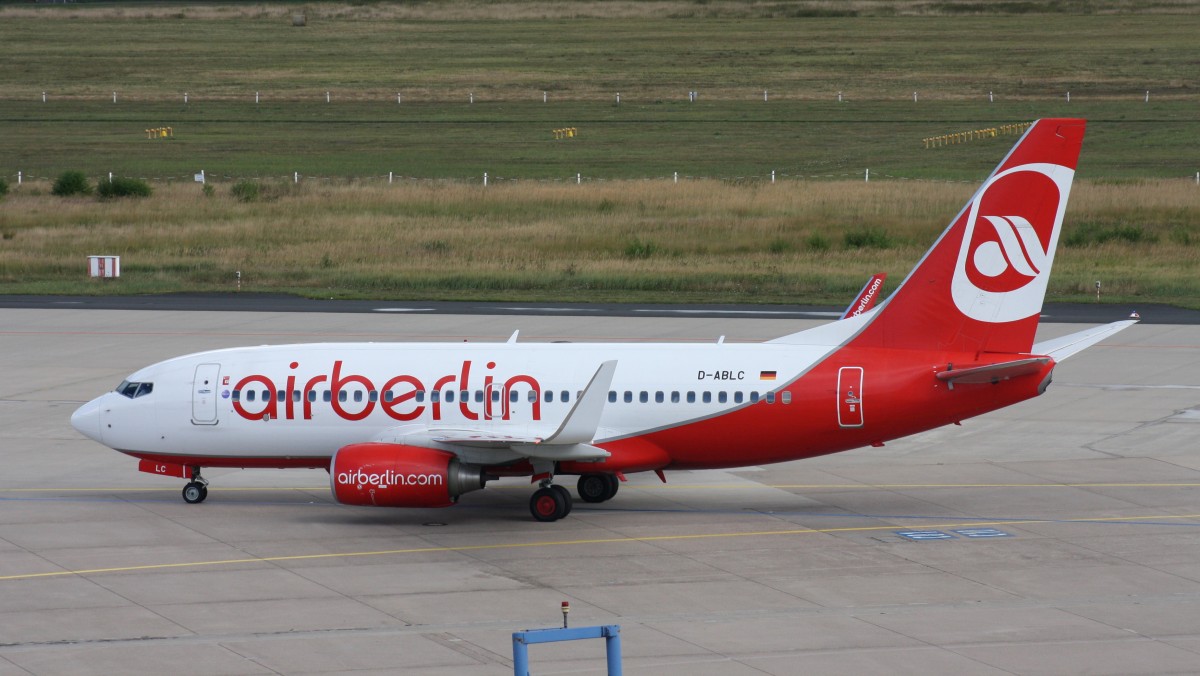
[72,118,1135,521]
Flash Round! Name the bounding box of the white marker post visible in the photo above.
[18,171,22,186]
[184,92,188,104]
[576,173,581,184]
[470,92,474,104]
[326,91,330,103]
[294,172,299,184]
[771,170,775,184]
[673,171,678,184]
[543,91,547,103]
[389,171,393,184]
[1066,91,1070,103]
[989,90,994,103]
[483,172,488,186]
[42,91,46,103]
[913,91,918,102]
[764,89,768,102]
[397,92,401,104]
[865,168,870,183]
[838,91,843,103]
[113,91,117,103]
[616,92,620,105]
[256,91,260,104]
[108,172,113,183]
[1145,90,1150,103]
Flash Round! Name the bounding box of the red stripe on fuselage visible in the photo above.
[614,348,1054,470]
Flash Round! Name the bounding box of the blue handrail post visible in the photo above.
[512,632,530,675]
[604,625,622,676]
[511,624,621,675]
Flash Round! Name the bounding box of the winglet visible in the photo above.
[541,360,617,445]
[841,273,887,319]
[507,330,519,344]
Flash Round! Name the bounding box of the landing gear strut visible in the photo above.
[182,467,209,504]
[529,481,573,522]
[577,473,619,503]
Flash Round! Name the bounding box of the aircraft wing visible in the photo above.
[372,360,618,462]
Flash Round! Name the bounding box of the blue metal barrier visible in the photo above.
[512,624,622,676]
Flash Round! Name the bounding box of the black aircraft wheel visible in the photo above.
[578,473,612,503]
[530,487,566,522]
[182,481,207,504]
[578,473,619,503]
[550,484,573,517]
[603,474,620,501]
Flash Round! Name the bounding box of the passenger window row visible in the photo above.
[232,388,570,404]
[231,387,791,405]
[608,390,791,405]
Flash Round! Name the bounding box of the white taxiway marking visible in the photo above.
[636,309,842,317]
[373,308,436,312]
[494,307,602,312]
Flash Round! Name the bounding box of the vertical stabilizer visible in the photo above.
[856,119,1085,354]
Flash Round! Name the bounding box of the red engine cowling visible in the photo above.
[330,443,489,508]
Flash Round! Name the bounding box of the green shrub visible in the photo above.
[52,170,92,197]
[0,176,8,198]
[767,237,792,254]
[624,238,659,259]
[805,233,831,252]
[231,180,260,202]
[1063,222,1155,247]
[97,176,152,199]
[843,227,892,249]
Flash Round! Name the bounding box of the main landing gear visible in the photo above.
[529,481,574,522]
[182,467,209,504]
[529,473,621,522]
[577,473,619,503]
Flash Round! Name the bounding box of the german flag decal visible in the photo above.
[759,370,777,381]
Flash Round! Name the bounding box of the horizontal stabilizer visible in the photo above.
[1030,319,1138,362]
[936,357,1049,386]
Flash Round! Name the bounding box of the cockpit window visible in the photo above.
[116,380,154,398]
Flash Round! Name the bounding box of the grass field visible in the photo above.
[3,177,1196,307]
[0,1,1197,305]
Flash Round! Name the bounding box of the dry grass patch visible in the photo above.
[1,178,1195,305]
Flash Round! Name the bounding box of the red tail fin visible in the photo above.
[841,273,887,320]
[857,119,1085,354]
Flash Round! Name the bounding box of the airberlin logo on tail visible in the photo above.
[951,162,1074,323]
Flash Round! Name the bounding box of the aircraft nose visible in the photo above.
[71,397,103,443]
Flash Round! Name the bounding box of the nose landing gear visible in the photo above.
[182,467,209,504]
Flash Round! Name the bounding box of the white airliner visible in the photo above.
[72,118,1135,521]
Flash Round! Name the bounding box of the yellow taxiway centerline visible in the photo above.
[3,512,1199,583]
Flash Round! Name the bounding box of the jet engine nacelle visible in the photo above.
[329,443,488,508]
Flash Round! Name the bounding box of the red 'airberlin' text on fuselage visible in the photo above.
[231,360,542,423]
